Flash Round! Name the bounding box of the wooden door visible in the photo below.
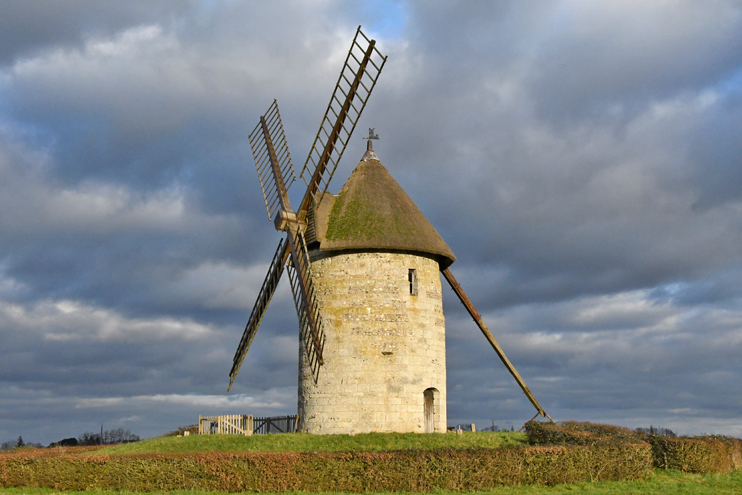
[424,388,435,433]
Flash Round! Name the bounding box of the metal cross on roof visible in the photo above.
[364,128,379,140]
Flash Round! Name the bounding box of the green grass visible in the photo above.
[1,469,740,494]
[97,431,527,455]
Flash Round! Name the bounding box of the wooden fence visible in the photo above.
[197,415,299,435]
[253,415,299,434]
[198,415,253,436]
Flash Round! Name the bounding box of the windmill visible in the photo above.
[229,26,552,433]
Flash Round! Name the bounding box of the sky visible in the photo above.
[1,0,741,445]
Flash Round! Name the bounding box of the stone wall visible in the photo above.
[298,251,446,434]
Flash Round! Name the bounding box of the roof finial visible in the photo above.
[362,128,379,161]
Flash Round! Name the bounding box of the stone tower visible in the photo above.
[298,145,456,434]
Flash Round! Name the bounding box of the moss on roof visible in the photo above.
[311,158,455,268]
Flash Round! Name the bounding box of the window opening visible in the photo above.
[408,269,418,296]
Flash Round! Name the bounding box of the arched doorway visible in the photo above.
[424,388,438,433]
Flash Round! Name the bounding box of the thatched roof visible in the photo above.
[308,157,456,268]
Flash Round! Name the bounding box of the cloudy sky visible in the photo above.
[1,0,741,445]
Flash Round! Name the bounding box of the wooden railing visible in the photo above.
[197,414,299,435]
[198,415,253,436]
[253,415,299,434]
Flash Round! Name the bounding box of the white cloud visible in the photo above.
[76,391,290,410]
[160,260,291,311]
[0,296,214,343]
[8,24,204,131]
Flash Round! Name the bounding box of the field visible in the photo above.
[98,431,528,454]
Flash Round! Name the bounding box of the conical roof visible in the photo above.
[308,155,456,268]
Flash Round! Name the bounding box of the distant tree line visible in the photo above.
[480,423,515,432]
[1,428,140,450]
[0,436,43,450]
[72,427,141,446]
[636,425,677,437]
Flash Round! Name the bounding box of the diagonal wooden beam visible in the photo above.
[442,268,554,422]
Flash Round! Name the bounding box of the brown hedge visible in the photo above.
[0,445,652,492]
[526,421,742,475]
[525,421,644,446]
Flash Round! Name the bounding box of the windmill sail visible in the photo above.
[249,100,296,221]
[241,97,327,387]
[230,27,385,391]
[298,26,387,215]
[286,230,326,382]
[228,238,290,391]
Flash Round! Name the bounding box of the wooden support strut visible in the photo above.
[519,412,541,433]
[442,268,554,422]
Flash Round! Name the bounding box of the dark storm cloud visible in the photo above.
[525,2,742,125]
[0,131,265,317]
[445,288,742,435]
[0,0,398,320]
[686,88,742,209]
[0,282,300,441]
[2,1,386,195]
[1,0,741,444]
[0,0,196,66]
[375,1,742,309]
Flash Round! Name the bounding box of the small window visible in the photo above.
[408,268,418,296]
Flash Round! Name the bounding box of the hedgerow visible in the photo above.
[646,435,742,473]
[0,445,651,492]
[525,421,742,474]
[525,421,644,446]
[2,422,737,492]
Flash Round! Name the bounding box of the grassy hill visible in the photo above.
[98,430,527,454]
[3,426,740,493]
